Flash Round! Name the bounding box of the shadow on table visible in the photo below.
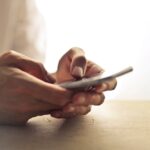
[0,116,103,150]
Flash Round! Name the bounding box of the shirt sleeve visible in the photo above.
[11,0,46,62]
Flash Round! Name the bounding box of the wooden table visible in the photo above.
[0,100,150,150]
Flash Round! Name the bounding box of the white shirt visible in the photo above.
[0,0,45,61]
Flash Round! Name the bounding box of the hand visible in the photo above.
[0,51,72,125]
[50,47,117,118]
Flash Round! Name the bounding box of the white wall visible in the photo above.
[36,0,150,100]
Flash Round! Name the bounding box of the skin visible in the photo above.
[0,48,117,125]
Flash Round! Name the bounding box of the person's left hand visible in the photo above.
[50,47,117,118]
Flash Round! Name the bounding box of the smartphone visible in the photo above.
[58,66,133,90]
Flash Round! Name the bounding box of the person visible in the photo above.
[0,47,117,125]
[0,1,117,125]
[0,0,45,61]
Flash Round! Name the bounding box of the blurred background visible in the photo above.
[36,0,150,100]
[0,0,150,100]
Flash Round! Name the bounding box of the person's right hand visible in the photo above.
[0,50,72,125]
[49,48,117,118]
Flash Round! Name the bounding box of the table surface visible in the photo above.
[0,100,150,150]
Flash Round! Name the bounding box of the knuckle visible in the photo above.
[68,47,85,55]
[83,106,91,115]
[90,93,104,106]
[37,62,44,68]
[68,48,76,54]
[104,82,110,90]
[37,62,46,72]
[56,100,68,107]
[1,50,16,59]
[35,61,44,70]
[97,94,105,105]
[70,47,84,52]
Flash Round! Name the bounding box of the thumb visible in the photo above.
[69,47,87,79]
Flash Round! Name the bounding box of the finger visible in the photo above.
[95,78,117,93]
[11,67,72,107]
[56,47,87,82]
[85,61,104,77]
[68,47,87,78]
[30,99,60,112]
[50,105,91,118]
[18,100,55,117]
[31,80,72,107]
[8,94,57,118]
[0,50,54,82]
[72,92,105,106]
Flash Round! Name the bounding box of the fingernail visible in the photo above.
[72,66,84,77]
